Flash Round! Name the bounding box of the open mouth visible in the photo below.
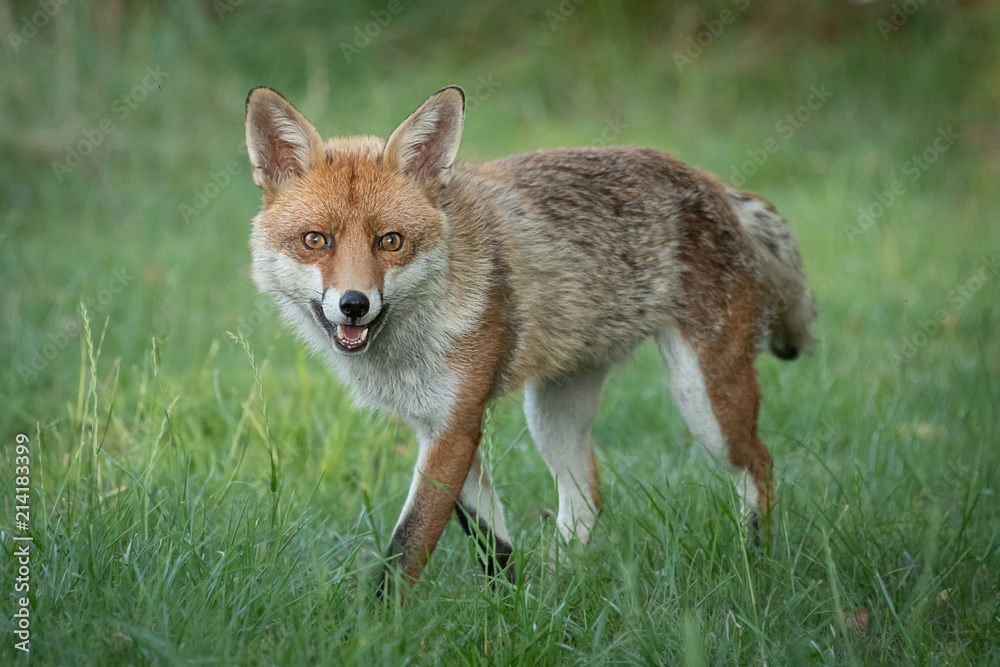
[310,300,387,354]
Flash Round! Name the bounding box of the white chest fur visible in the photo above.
[330,320,459,441]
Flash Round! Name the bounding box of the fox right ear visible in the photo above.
[245,87,324,201]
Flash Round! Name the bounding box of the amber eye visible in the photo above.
[302,231,328,250]
[378,232,403,252]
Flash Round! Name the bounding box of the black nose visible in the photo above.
[339,291,369,319]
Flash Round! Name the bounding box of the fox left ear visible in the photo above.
[383,86,465,198]
[245,87,324,202]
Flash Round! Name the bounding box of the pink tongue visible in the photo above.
[340,324,366,342]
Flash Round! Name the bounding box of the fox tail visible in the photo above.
[728,188,817,360]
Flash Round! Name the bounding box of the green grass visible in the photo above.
[2,0,999,663]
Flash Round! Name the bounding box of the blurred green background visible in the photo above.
[1,0,998,664]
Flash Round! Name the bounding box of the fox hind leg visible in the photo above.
[524,367,608,547]
[657,320,773,544]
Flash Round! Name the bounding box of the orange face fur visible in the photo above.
[254,148,443,297]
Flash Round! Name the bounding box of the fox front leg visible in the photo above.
[370,421,481,603]
[369,299,512,602]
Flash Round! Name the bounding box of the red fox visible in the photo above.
[244,85,816,600]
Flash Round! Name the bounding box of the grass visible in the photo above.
[2,0,999,663]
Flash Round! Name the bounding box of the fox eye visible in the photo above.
[378,232,404,252]
[302,231,329,250]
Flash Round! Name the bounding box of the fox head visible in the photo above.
[244,86,465,356]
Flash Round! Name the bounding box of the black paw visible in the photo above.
[367,565,397,608]
[747,511,763,549]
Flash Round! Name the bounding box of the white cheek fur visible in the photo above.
[251,245,331,355]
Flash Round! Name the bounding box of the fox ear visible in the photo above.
[383,86,465,196]
[245,87,324,199]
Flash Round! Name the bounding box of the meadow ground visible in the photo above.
[1,1,999,664]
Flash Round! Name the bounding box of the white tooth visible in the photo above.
[360,328,368,341]
[336,324,344,339]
